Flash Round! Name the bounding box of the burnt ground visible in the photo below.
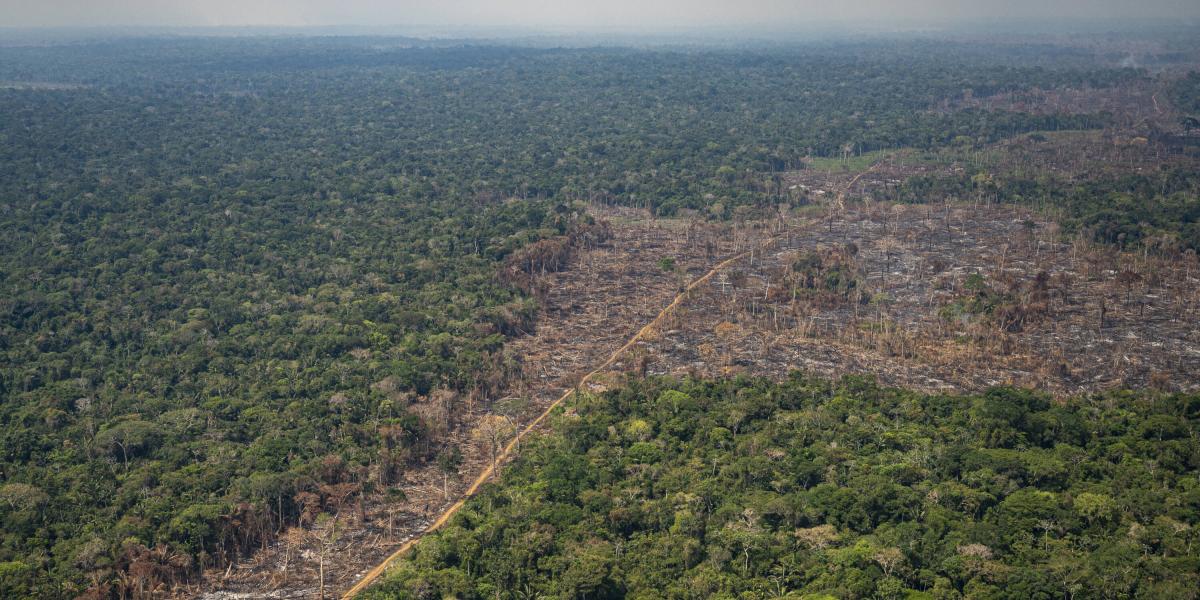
[195,111,1200,598]
[637,202,1200,396]
[194,208,777,599]
[196,196,1198,600]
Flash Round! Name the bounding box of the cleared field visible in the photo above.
[200,158,1199,597]
[196,208,776,599]
[640,202,1199,396]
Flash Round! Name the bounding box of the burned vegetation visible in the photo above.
[634,201,1200,396]
[193,208,768,598]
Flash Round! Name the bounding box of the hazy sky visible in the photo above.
[3,0,1199,29]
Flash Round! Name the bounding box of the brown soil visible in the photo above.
[196,136,1200,599]
[637,202,1200,396]
[193,207,776,599]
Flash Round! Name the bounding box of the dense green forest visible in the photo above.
[0,38,1126,219]
[0,35,1191,597]
[364,375,1200,600]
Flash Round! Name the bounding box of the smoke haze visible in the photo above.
[3,0,1199,29]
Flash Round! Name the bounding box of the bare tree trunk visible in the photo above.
[318,553,325,600]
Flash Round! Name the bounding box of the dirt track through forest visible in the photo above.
[339,243,758,597]
[195,206,744,599]
[337,165,877,598]
[342,244,789,595]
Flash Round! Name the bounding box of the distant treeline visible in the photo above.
[0,38,1157,597]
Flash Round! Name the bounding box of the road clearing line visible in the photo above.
[340,165,874,598]
[340,247,758,598]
